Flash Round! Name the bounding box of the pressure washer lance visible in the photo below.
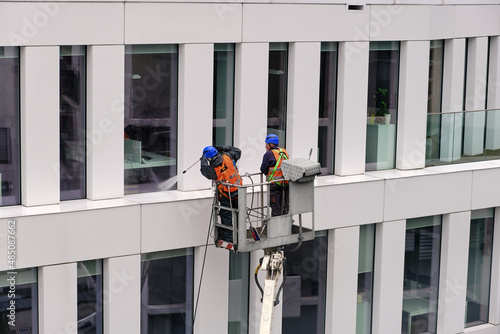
[183,157,202,174]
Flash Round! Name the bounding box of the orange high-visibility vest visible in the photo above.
[215,154,242,198]
[267,148,289,186]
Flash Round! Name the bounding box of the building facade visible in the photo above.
[0,1,500,334]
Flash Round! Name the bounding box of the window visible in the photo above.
[77,260,103,334]
[357,224,375,334]
[426,40,444,164]
[124,45,178,194]
[60,46,86,201]
[465,209,494,327]
[318,42,338,175]
[141,248,193,333]
[267,42,288,146]
[228,252,249,334]
[213,43,235,147]
[0,47,20,206]
[366,41,400,171]
[402,216,442,334]
[0,268,38,333]
[282,231,327,334]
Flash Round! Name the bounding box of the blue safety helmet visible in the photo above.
[265,134,279,145]
[203,146,218,159]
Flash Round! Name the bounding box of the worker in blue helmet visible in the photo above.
[260,134,290,216]
[201,145,242,250]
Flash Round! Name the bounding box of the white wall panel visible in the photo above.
[396,41,430,170]
[104,255,141,334]
[242,4,371,42]
[471,168,500,209]
[429,5,455,40]
[0,3,123,46]
[437,211,470,334]
[21,46,60,206]
[178,44,214,192]
[39,263,77,334]
[141,198,213,253]
[454,5,500,38]
[335,41,370,176]
[372,220,405,334]
[486,37,500,150]
[286,42,321,159]
[87,45,124,200]
[0,205,140,271]
[233,43,269,175]
[383,171,472,221]
[315,178,384,229]
[193,246,230,334]
[368,5,429,41]
[325,227,359,334]
[124,3,242,44]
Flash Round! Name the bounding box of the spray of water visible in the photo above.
[158,174,181,191]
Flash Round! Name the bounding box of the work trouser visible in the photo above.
[218,193,238,243]
[270,183,289,217]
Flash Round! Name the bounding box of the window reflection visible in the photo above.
[282,231,327,334]
[228,252,249,334]
[77,260,103,334]
[0,47,20,206]
[124,45,178,194]
[213,44,235,147]
[357,225,375,334]
[60,46,86,201]
[318,42,338,175]
[268,42,288,146]
[141,249,193,334]
[466,209,494,327]
[426,40,444,164]
[402,216,441,334]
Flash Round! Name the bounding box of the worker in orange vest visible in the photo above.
[260,134,289,216]
[200,145,242,248]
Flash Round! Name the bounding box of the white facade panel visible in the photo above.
[454,5,500,38]
[87,45,125,200]
[21,46,60,206]
[39,263,78,334]
[429,5,455,40]
[233,43,269,175]
[325,227,359,334]
[0,3,124,46]
[383,171,472,221]
[141,198,214,253]
[368,5,429,41]
[437,211,470,334]
[178,44,214,192]
[335,41,370,176]
[241,4,371,42]
[124,3,242,45]
[193,246,230,334]
[471,168,500,209]
[315,178,384,229]
[0,205,140,271]
[488,37,500,109]
[396,40,430,170]
[286,42,321,159]
[372,220,406,334]
[103,255,141,334]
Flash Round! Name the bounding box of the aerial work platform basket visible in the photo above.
[212,158,321,252]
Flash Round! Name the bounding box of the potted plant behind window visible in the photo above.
[372,88,391,124]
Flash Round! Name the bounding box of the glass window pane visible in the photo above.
[213,43,235,147]
[318,42,338,175]
[124,45,178,194]
[228,252,249,334]
[60,45,86,201]
[141,249,193,334]
[0,47,20,206]
[366,41,400,172]
[426,40,444,164]
[77,259,103,334]
[0,268,38,333]
[402,216,442,334]
[465,208,494,327]
[357,224,375,334]
[267,42,288,146]
[282,231,327,334]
